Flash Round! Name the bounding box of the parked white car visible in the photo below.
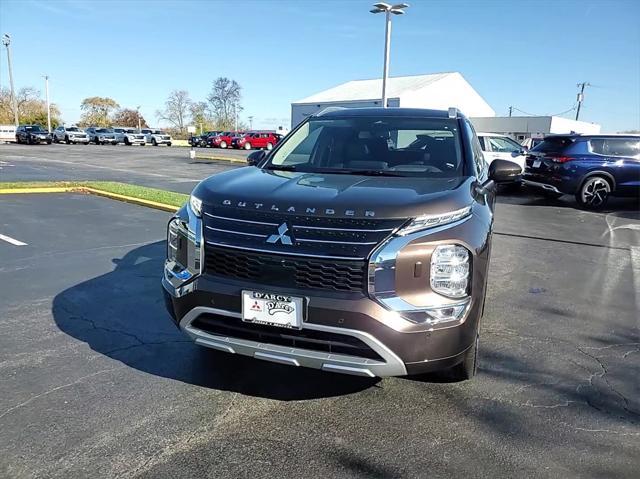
[123,128,146,146]
[477,132,527,173]
[141,128,172,146]
[53,126,90,144]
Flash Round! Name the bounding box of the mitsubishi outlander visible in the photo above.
[162,108,519,380]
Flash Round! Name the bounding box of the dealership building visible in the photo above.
[291,72,600,139]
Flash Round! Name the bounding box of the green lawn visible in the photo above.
[0,181,189,208]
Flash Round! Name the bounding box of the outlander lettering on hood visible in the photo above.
[221,199,376,217]
[163,107,521,381]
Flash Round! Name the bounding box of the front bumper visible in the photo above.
[162,272,482,377]
[69,136,90,143]
[126,137,146,144]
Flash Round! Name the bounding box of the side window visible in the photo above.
[591,139,640,158]
[608,139,640,158]
[478,136,486,150]
[465,121,487,179]
[590,139,606,155]
[487,137,521,153]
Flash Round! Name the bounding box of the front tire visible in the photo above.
[152,138,157,146]
[244,142,252,150]
[124,138,131,145]
[448,334,479,381]
[220,141,227,149]
[266,142,273,151]
[167,142,171,147]
[576,176,612,210]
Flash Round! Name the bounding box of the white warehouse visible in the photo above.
[291,72,495,128]
[470,115,601,142]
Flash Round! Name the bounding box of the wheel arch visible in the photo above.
[579,170,616,192]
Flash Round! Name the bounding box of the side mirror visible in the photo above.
[488,159,522,184]
[247,150,265,166]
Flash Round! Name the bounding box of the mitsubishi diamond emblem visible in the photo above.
[266,223,292,245]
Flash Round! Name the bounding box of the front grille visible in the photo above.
[203,207,405,259]
[192,313,384,361]
[205,246,366,292]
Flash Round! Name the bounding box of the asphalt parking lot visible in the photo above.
[0,143,243,193]
[1,146,639,478]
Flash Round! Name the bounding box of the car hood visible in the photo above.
[193,166,476,220]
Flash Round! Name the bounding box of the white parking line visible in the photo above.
[0,233,28,246]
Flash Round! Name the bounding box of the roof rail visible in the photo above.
[315,106,347,117]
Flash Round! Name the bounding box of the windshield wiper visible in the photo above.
[265,165,299,171]
[318,168,405,177]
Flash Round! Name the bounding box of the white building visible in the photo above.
[470,116,601,142]
[291,72,495,128]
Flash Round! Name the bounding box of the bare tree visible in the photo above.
[207,78,242,130]
[156,90,191,133]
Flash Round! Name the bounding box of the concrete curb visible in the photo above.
[193,155,247,164]
[0,186,179,213]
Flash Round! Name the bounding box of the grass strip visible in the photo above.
[0,181,189,208]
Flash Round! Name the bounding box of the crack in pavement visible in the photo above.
[0,366,124,420]
[576,347,639,419]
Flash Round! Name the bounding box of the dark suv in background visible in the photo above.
[16,125,52,144]
[522,135,640,208]
[162,107,520,380]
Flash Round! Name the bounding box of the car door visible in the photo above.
[483,136,526,171]
[591,138,640,196]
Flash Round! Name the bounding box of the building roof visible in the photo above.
[293,72,456,104]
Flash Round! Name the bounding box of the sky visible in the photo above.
[0,0,639,132]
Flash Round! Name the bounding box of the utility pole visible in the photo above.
[508,106,513,117]
[575,82,590,121]
[136,105,141,131]
[370,3,409,108]
[2,34,19,127]
[43,75,51,133]
[248,116,254,129]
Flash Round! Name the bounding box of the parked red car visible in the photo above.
[209,131,243,149]
[232,131,282,150]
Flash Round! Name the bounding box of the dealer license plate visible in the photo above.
[532,159,541,168]
[242,291,303,329]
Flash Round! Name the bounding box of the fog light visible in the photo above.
[431,244,470,298]
[400,299,470,326]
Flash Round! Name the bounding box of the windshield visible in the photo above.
[265,116,464,178]
[98,128,114,133]
[26,125,45,132]
[155,130,167,135]
[67,127,82,132]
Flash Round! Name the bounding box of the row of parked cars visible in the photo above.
[189,130,283,150]
[476,131,639,209]
[14,125,173,146]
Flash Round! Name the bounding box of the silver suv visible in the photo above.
[52,126,89,144]
[123,128,146,146]
[86,127,118,145]
[141,128,172,146]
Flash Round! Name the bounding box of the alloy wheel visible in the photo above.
[581,177,611,208]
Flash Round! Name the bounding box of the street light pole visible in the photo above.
[43,75,51,133]
[136,105,141,131]
[2,34,19,126]
[370,3,408,108]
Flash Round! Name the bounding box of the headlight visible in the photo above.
[189,194,202,217]
[397,206,472,236]
[167,218,181,261]
[430,244,470,298]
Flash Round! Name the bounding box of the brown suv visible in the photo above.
[162,108,519,380]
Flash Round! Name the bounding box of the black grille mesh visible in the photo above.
[205,246,366,293]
